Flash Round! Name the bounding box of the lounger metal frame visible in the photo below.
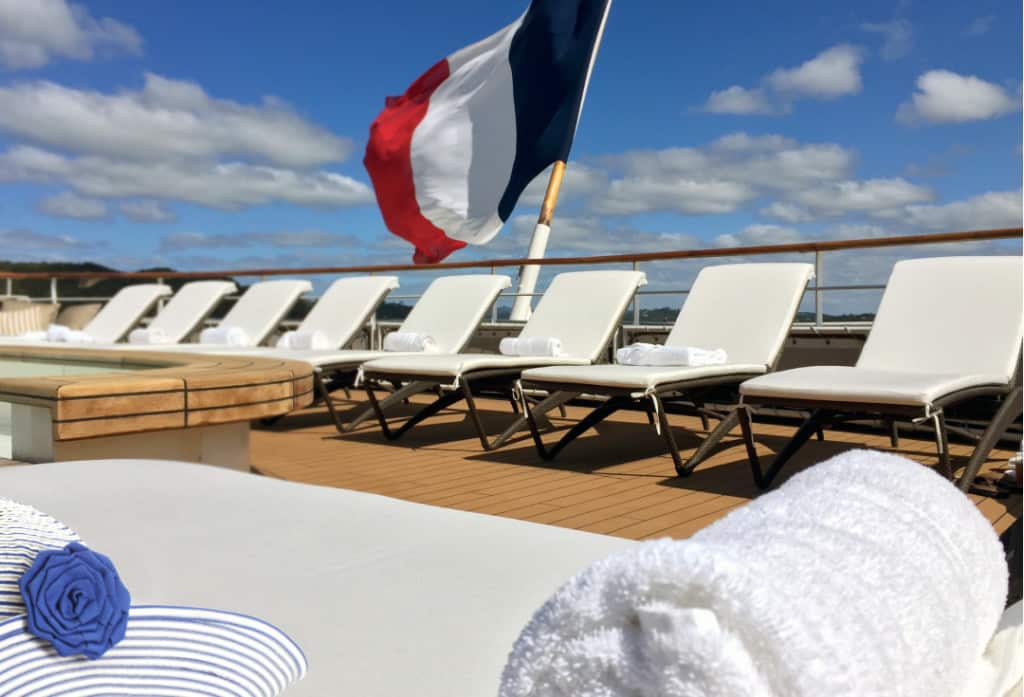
[361,366,564,451]
[518,372,765,476]
[738,359,1022,492]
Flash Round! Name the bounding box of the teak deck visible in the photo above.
[253,395,1021,541]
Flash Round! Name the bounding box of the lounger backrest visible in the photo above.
[666,263,814,368]
[218,279,314,346]
[398,275,512,352]
[146,281,237,343]
[519,270,647,362]
[83,284,173,343]
[857,256,1023,381]
[297,276,399,348]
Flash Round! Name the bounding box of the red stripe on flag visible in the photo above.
[364,59,467,264]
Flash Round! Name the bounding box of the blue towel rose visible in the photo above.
[18,541,131,660]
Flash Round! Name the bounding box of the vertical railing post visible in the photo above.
[631,261,641,327]
[49,277,58,304]
[814,250,824,326]
[4,278,11,297]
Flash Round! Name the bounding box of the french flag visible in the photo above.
[364,0,610,264]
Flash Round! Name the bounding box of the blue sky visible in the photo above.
[0,0,1019,304]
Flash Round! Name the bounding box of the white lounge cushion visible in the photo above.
[741,365,1009,407]
[616,343,727,367]
[0,460,633,697]
[364,353,589,379]
[396,275,512,353]
[81,284,172,343]
[216,279,313,346]
[523,362,768,392]
[294,276,398,349]
[145,280,236,344]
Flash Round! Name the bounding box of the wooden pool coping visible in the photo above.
[0,346,315,441]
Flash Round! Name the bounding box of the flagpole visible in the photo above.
[508,0,612,322]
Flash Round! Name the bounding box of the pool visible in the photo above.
[0,346,314,468]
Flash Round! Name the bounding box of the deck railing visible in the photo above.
[1,227,1020,328]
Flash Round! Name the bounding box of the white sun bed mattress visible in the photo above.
[0,460,634,696]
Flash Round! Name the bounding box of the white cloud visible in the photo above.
[760,201,813,223]
[159,230,360,253]
[767,45,865,98]
[861,19,912,60]
[715,224,803,248]
[520,162,607,206]
[120,200,175,223]
[595,133,855,216]
[882,190,1022,230]
[964,15,995,37]
[595,177,755,215]
[790,178,933,214]
[0,0,141,69]
[0,145,374,210]
[38,191,107,220]
[0,74,350,168]
[897,70,1018,124]
[703,86,778,115]
[498,216,700,256]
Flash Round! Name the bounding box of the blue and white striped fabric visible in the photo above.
[0,606,307,696]
[0,499,308,695]
[0,499,80,621]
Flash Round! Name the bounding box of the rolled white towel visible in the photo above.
[275,330,330,351]
[616,342,727,367]
[499,336,563,357]
[199,325,251,346]
[44,324,94,344]
[383,331,438,353]
[17,330,47,341]
[128,327,171,345]
[500,450,1008,697]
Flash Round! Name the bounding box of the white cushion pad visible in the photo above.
[362,353,590,379]
[522,363,768,392]
[741,365,1009,407]
[0,460,633,697]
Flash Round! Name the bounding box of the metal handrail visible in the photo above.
[1,227,1019,328]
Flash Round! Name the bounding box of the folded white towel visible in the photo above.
[500,450,1008,697]
[128,327,172,345]
[199,326,251,346]
[275,330,330,351]
[383,331,438,353]
[44,324,94,344]
[499,336,563,357]
[616,342,727,367]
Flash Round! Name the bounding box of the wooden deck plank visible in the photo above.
[252,397,1020,542]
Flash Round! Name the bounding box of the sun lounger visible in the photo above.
[360,270,647,449]
[1,458,1018,696]
[123,278,313,350]
[281,275,399,349]
[126,280,237,344]
[738,256,1024,490]
[0,283,173,345]
[234,274,511,429]
[518,263,814,475]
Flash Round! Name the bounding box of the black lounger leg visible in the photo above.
[672,409,740,477]
[748,408,831,489]
[542,398,626,461]
[460,381,496,451]
[957,386,1023,492]
[934,412,952,479]
[366,379,465,441]
[317,371,347,433]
